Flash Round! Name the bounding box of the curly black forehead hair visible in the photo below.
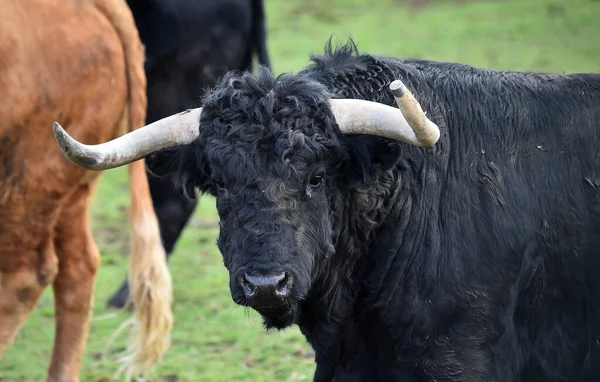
[199,65,341,143]
[196,66,351,186]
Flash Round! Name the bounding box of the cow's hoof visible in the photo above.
[106,281,133,310]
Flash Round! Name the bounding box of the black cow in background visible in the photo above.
[107,0,271,308]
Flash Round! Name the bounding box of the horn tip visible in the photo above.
[421,135,441,148]
[389,80,407,98]
[52,121,69,145]
[53,121,63,134]
[52,121,102,170]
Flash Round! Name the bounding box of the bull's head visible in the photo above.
[53,70,439,328]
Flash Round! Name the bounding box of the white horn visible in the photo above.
[53,108,202,170]
[329,80,440,147]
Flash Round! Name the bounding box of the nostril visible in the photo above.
[277,274,287,289]
[240,273,256,298]
[240,270,293,302]
[276,272,293,296]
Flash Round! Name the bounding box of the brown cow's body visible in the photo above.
[0,0,173,381]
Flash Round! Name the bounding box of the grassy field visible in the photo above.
[1,0,599,380]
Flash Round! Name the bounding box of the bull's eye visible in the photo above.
[306,173,324,198]
[309,174,323,187]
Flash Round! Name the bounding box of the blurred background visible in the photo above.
[1,0,598,380]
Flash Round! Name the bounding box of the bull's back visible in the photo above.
[0,0,128,236]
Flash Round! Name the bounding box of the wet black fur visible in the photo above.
[147,39,600,381]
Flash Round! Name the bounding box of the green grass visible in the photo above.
[1,0,599,380]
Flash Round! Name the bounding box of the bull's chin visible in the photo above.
[255,305,297,330]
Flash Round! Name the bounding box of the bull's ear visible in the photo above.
[146,144,213,199]
[341,135,402,184]
[145,148,182,178]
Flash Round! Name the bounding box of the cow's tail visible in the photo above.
[251,0,271,69]
[93,0,173,380]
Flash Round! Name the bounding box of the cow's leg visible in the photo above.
[107,173,197,309]
[46,184,99,382]
[0,237,59,355]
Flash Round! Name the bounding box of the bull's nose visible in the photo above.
[240,271,292,307]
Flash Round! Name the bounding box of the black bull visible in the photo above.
[108,0,271,308]
[57,41,600,381]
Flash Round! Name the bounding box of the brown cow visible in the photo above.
[0,0,173,381]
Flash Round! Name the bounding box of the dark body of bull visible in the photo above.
[103,39,600,380]
[108,0,271,308]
